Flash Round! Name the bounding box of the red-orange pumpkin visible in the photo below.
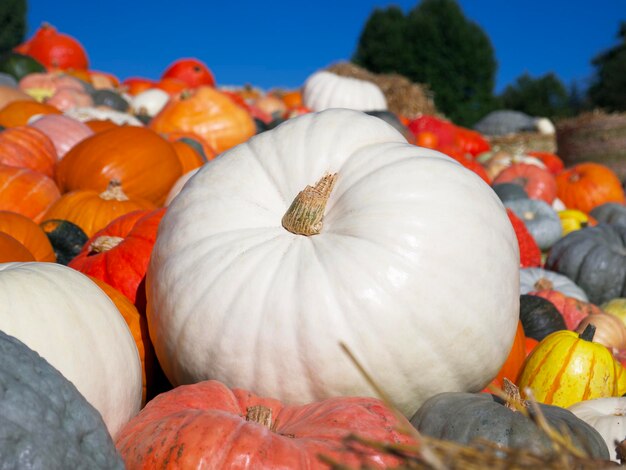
[0,164,60,222]
[42,181,156,237]
[0,210,55,262]
[491,320,527,387]
[69,208,166,311]
[56,126,182,206]
[15,23,89,70]
[115,380,416,469]
[0,232,35,262]
[493,163,557,204]
[0,126,57,177]
[556,162,626,213]
[161,58,215,88]
[150,86,256,154]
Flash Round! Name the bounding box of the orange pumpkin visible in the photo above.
[0,126,57,177]
[161,58,215,88]
[120,77,156,96]
[0,164,60,222]
[15,23,89,70]
[0,100,61,127]
[83,119,119,133]
[89,276,151,405]
[150,86,255,154]
[556,162,626,213]
[164,132,217,173]
[0,232,35,262]
[0,85,35,110]
[491,321,527,387]
[42,180,156,237]
[0,210,55,262]
[56,126,182,206]
[281,89,303,109]
[155,77,188,96]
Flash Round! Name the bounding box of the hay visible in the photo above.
[326,62,437,119]
[487,132,558,154]
[556,110,626,180]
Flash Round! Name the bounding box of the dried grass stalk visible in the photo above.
[487,132,557,154]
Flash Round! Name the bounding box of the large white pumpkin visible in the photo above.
[0,262,142,437]
[302,70,387,112]
[147,109,519,416]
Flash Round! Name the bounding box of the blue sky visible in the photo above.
[26,1,625,93]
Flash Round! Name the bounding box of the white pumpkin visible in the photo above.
[0,262,142,437]
[147,108,520,417]
[64,106,144,126]
[302,70,387,112]
[568,397,626,462]
[130,88,170,117]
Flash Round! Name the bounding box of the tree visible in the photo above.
[0,0,27,55]
[353,0,498,126]
[500,72,572,119]
[588,22,626,112]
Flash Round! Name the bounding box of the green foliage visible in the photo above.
[0,0,27,55]
[588,22,626,112]
[500,72,572,119]
[353,0,498,126]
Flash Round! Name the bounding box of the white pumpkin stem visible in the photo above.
[282,173,338,236]
[100,180,129,201]
[88,236,124,254]
[246,405,273,429]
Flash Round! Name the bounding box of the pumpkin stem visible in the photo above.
[88,235,124,255]
[100,180,129,202]
[533,277,554,291]
[246,405,273,429]
[503,378,528,412]
[579,323,596,342]
[282,173,338,236]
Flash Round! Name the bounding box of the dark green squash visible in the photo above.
[590,203,626,228]
[492,182,529,203]
[177,136,209,163]
[91,89,129,112]
[0,329,124,468]
[546,224,626,305]
[40,219,88,265]
[410,391,609,459]
[0,72,17,88]
[0,52,46,81]
[365,110,414,142]
[519,294,566,341]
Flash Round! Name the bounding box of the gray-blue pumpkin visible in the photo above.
[520,267,588,301]
[590,203,626,228]
[505,198,562,250]
[0,329,124,469]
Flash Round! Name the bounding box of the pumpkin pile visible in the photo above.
[0,22,626,468]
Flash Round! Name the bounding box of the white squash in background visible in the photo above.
[569,397,626,462]
[0,262,142,438]
[520,267,588,301]
[64,106,144,126]
[131,88,170,118]
[147,109,520,417]
[303,70,387,112]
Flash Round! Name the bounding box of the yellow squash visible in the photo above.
[558,209,590,236]
[518,324,618,408]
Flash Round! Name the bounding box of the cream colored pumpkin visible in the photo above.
[130,88,170,118]
[0,262,142,437]
[302,71,387,112]
[569,397,626,462]
[147,109,520,417]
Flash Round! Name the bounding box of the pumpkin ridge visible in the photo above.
[581,355,597,401]
[523,336,566,386]
[543,340,583,404]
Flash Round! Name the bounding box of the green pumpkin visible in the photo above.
[546,224,626,305]
[0,329,124,468]
[519,294,566,341]
[492,182,529,203]
[40,219,88,265]
[91,89,130,112]
[411,391,609,459]
[0,52,46,81]
[590,203,626,228]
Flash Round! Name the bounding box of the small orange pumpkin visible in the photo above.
[0,232,36,262]
[556,163,626,213]
[150,86,255,154]
[0,100,62,127]
[42,180,156,237]
[56,126,182,206]
[0,164,60,222]
[0,210,55,262]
